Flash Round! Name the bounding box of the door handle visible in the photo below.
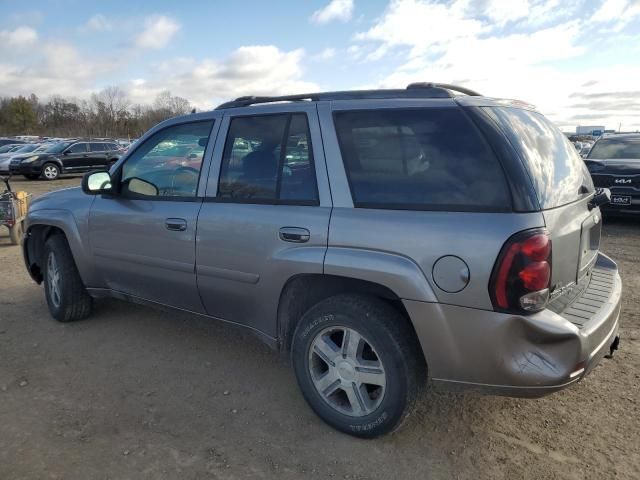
[279,227,310,243]
[166,218,187,231]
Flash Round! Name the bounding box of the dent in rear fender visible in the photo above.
[323,247,437,302]
[26,209,99,287]
[403,299,582,387]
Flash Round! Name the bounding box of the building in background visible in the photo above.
[576,125,606,136]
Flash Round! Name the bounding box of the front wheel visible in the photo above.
[292,294,426,438]
[43,234,93,322]
[41,163,61,181]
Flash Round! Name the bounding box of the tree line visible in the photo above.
[0,87,193,139]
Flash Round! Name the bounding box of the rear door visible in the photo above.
[487,107,600,290]
[89,143,109,169]
[195,104,331,338]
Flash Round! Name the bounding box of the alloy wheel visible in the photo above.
[47,252,61,308]
[43,165,59,180]
[308,326,386,417]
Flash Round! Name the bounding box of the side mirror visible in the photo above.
[588,188,610,211]
[82,171,112,195]
[63,150,70,155]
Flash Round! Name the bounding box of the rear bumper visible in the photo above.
[404,252,622,397]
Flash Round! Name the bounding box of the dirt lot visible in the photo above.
[1,176,638,480]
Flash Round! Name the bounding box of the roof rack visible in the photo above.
[215,82,482,109]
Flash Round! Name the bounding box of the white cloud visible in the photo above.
[0,26,38,47]
[127,45,318,108]
[355,0,484,57]
[84,14,113,32]
[311,0,355,24]
[355,0,640,130]
[482,0,531,25]
[591,0,640,31]
[135,15,181,49]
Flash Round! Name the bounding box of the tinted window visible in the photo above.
[488,107,590,209]
[121,121,213,198]
[588,137,640,160]
[218,113,318,203]
[90,143,106,152]
[334,108,510,211]
[68,143,88,153]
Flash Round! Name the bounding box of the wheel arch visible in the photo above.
[276,273,421,356]
[24,211,93,286]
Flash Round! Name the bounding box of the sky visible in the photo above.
[1,0,639,131]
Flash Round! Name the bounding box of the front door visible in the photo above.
[88,119,217,312]
[196,106,332,337]
[63,142,90,172]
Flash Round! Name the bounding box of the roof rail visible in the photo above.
[406,82,482,97]
[215,82,482,109]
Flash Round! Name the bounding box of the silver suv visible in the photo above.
[22,83,621,438]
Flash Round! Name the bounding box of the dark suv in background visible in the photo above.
[9,139,121,180]
[585,134,640,214]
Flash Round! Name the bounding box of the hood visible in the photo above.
[12,152,55,161]
[585,158,640,174]
[29,186,88,212]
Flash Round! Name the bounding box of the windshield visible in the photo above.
[587,137,640,160]
[33,144,51,152]
[45,141,73,153]
[0,145,18,153]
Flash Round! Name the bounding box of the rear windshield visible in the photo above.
[487,107,590,209]
[333,108,511,211]
[588,137,640,160]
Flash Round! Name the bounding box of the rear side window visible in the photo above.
[90,143,106,152]
[333,108,510,211]
[588,137,640,159]
[218,113,318,204]
[487,107,591,209]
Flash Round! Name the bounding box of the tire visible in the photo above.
[291,294,426,438]
[23,174,39,180]
[9,221,23,245]
[41,163,60,181]
[43,234,93,322]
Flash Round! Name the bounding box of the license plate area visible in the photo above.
[578,212,602,281]
[610,195,631,206]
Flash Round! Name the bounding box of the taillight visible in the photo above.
[490,229,552,313]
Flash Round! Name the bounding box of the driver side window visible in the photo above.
[120,120,214,198]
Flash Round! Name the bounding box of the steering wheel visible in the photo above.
[170,166,200,195]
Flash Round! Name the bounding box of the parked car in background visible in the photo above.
[9,139,121,180]
[21,84,620,438]
[0,143,44,174]
[585,133,640,214]
[0,138,26,147]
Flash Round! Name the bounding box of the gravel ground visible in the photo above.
[1,176,638,480]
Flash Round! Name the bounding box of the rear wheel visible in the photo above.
[292,294,425,438]
[43,234,93,322]
[41,163,60,181]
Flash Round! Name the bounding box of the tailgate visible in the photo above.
[543,197,601,292]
